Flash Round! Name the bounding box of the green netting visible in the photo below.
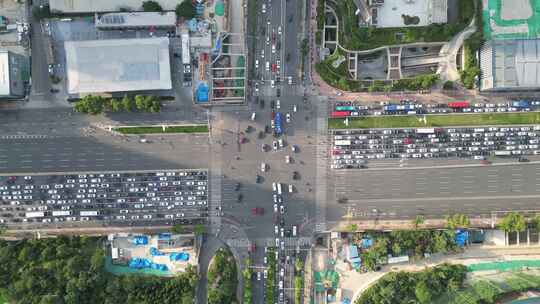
[467,260,540,272]
[314,271,339,292]
[484,0,540,39]
[215,2,224,16]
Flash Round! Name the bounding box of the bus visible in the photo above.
[331,111,350,118]
[274,112,283,136]
[335,105,356,111]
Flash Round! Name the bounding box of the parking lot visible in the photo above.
[0,170,208,229]
[331,126,540,168]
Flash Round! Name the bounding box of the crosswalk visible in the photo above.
[0,134,57,140]
[315,97,329,232]
[226,237,312,248]
[208,111,223,234]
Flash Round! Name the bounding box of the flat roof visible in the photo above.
[95,12,176,28]
[65,38,172,94]
[50,0,180,13]
[0,51,9,95]
[480,39,540,90]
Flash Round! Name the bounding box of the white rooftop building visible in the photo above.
[50,0,180,13]
[95,12,177,30]
[0,50,26,99]
[64,38,172,95]
[480,39,540,91]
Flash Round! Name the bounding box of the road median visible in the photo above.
[329,112,540,129]
[113,124,209,134]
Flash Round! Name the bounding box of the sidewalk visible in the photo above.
[341,245,540,303]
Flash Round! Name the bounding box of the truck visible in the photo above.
[52,210,71,216]
[25,211,45,218]
[80,210,99,216]
[512,100,530,108]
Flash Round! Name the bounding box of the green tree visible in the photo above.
[472,280,498,302]
[150,100,161,112]
[142,1,163,11]
[121,95,133,112]
[415,281,432,303]
[194,224,205,235]
[412,215,425,229]
[172,224,184,234]
[531,215,540,232]
[176,0,196,19]
[110,99,122,112]
[498,212,526,234]
[445,213,470,229]
[32,5,51,20]
[134,95,146,111]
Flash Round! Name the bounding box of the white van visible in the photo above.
[266,61,270,71]
[255,60,259,69]
[277,183,282,195]
[262,3,266,13]
[251,112,256,121]
[288,184,293,193]
[272,182,277,192]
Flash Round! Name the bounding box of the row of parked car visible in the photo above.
[331,126,540,168]
[0,171,209,227]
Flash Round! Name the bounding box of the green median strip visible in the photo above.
[329,112,540,129]
[113,125,209,134]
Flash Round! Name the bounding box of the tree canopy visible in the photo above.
[0,237,198,304]
[142,1,163,12]
[207,248,238,304]
[176,0,196,19]
[498,212,526,233]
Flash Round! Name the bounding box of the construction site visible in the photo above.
[190,0,246,105]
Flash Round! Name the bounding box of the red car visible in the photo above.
[251,207,264,215]
[272,63,277,73]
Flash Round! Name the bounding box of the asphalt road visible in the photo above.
[328,162,540,223]
[0,132,209,173]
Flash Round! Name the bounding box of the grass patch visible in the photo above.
[329,112,540,129]
[114,125,209,134]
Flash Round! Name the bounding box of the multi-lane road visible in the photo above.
[328,162,540,223]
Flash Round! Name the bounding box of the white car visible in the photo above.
[271,80,275,88]
[261,49,264,58]
[285,155,290,163]
[255,59,259,69]
[288,184,293,193]
[274,204,278,213]
[261,163,266,172]
[286,113,291,123]
[293,104,297,112]
[275,225,279,235]
[261,3,266,13]
[276,100,280,109]
[278,26,282,35]
[288,76,292,85]
[278,138,284,148]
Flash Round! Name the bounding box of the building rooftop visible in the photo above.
[50,0,180,13]
[64,38,172,94]
[0,51,10,96]
[95,12,176,29]
[480,39,540,90]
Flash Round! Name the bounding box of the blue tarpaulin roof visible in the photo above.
[132,235,148,245]
[348,245,359,259]
[361,238,373,249]
[196,83,209,102]
[455,230,469,247]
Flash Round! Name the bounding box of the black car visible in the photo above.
[260,99,265,109]
[256,175,262,183]
[292,171,300,180]
[235,183,241,191]
[237,194,243,203]
[270,100,275,109]
[277,88,281,97]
